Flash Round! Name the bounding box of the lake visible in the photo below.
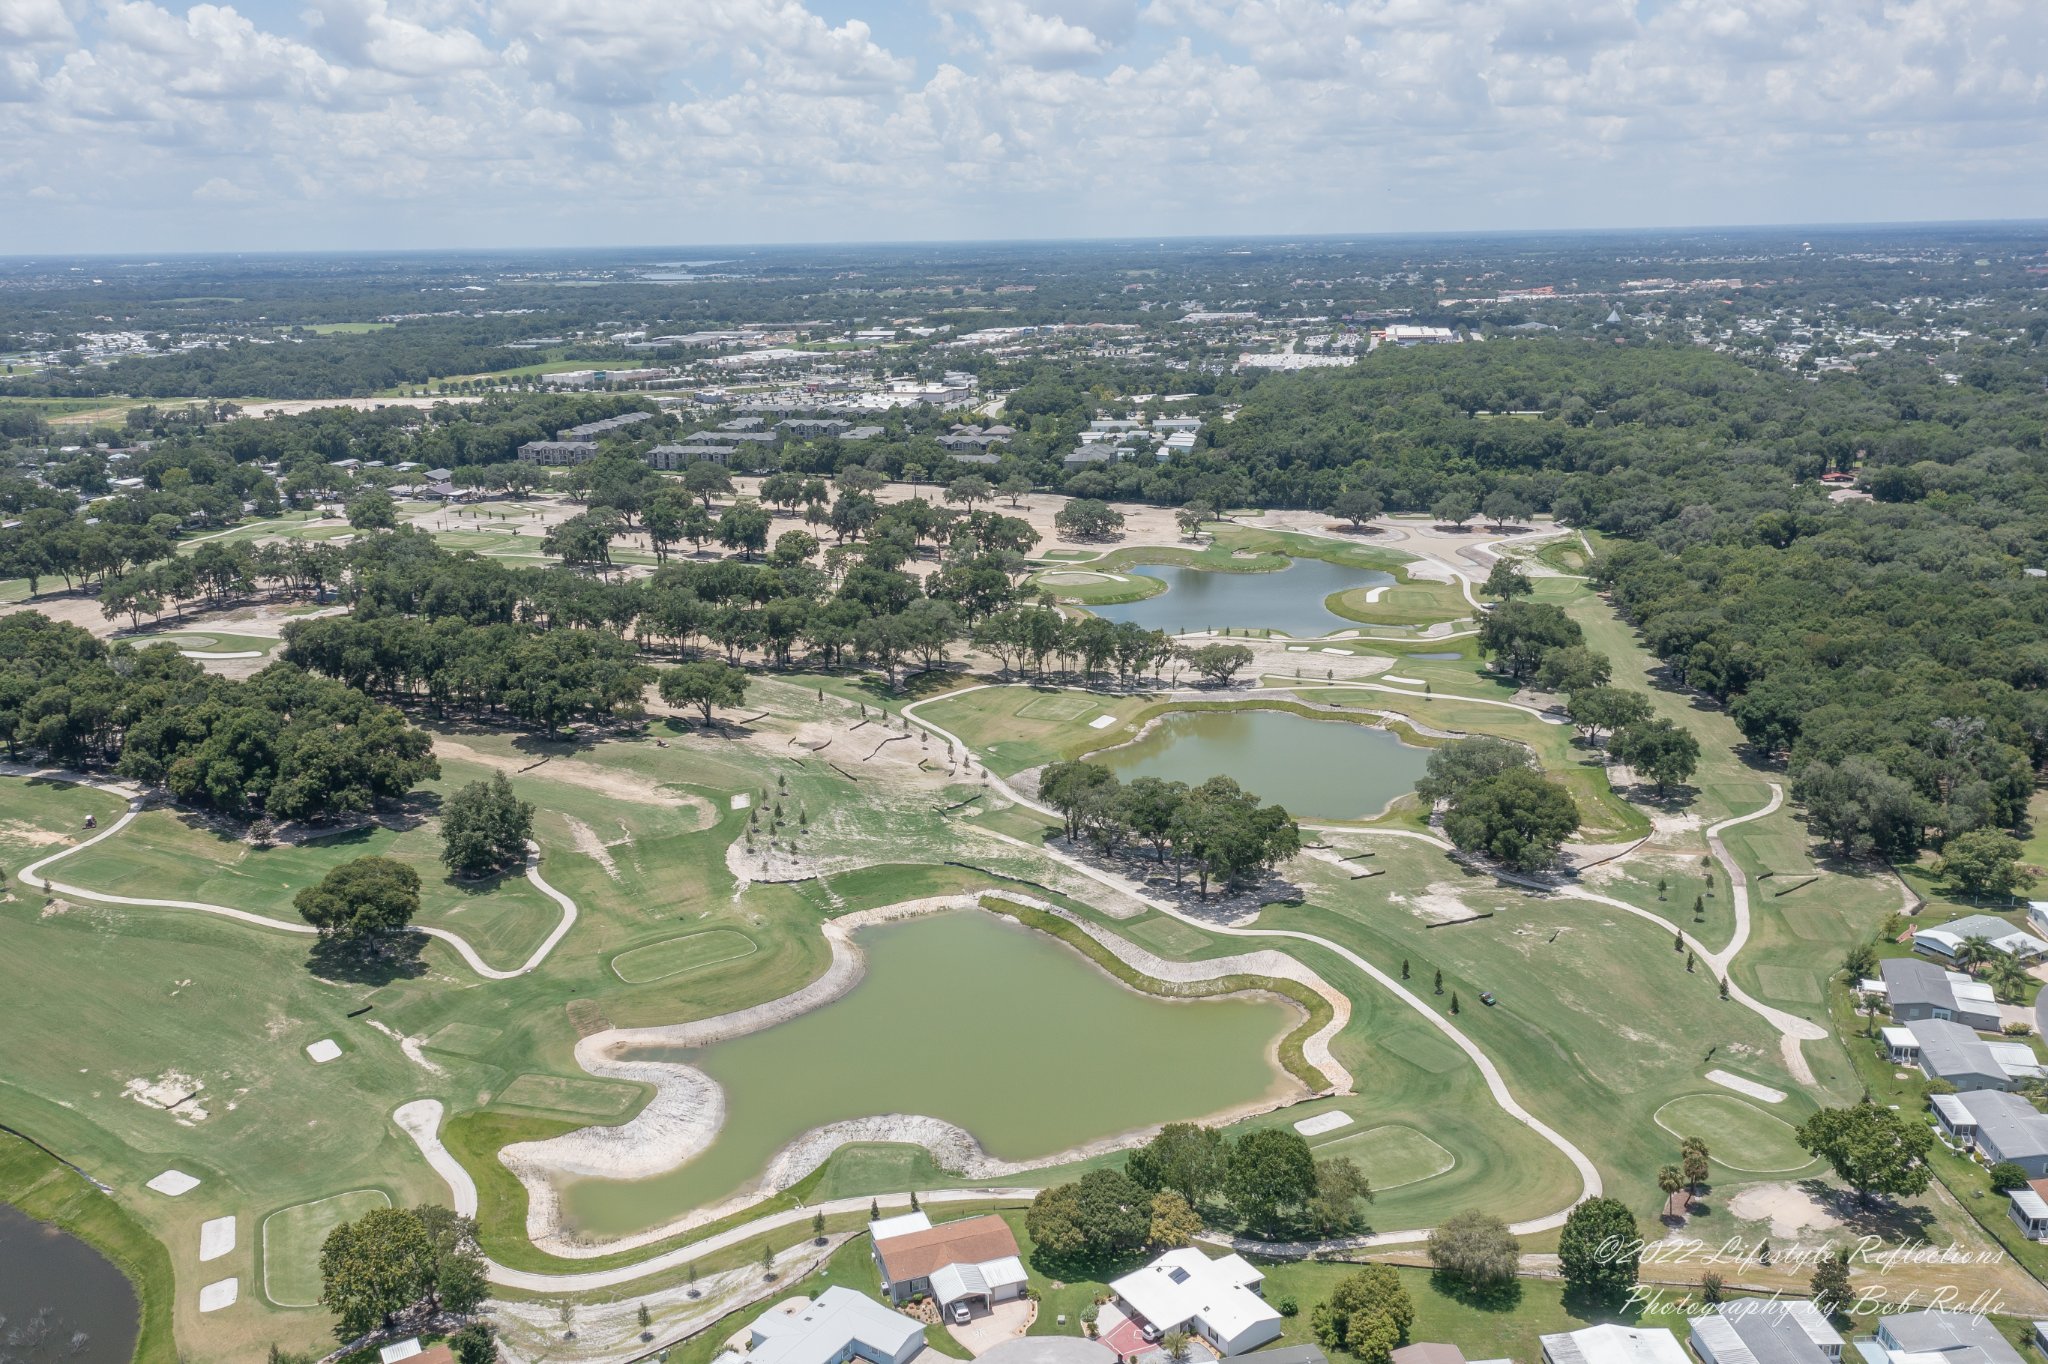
[1086,559,1393,637]
[0,1201,140,1364]
[561,910,1293,1234]
[1092,708,1430,819]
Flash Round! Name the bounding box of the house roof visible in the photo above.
[747,1286,923,1364]
[873,1214,1019,1284]
[1705,1299,1843,1364]
[1916,916,2047,959]
[1542,1324,1690,1364]
[1911,1019,2010,1083]
[1956,1090,2048,1160]
[1392,1345,1465,1364]
[1110,1248,1275,1344]
[1883,956,1959,1011]
[1879,1311,2026,1364]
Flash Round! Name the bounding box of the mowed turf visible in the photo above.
[1653,1093,1814,1173]
[262,1189,391,1306]
[1309,1124,1456,1190]
[917,685,1156,775]
[611,928,759,983]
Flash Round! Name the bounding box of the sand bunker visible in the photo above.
[1391,883,1489,926]
[147,1170,200,1196]
[1725,1183,1843,1240]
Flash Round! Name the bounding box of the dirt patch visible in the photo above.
[125,1070,209,1124]
[563,814,622,881]
[2,822,74,847]
[434,737,715,825]
[1392,882,1489,926]
[1725,1183,1844,1240]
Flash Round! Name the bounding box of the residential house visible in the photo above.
[1101,1248,1281,1360]
[1538,1325,1689,1364]
[713,1287,925,1364]
[1062,447,1117,469]
[1936,1090,2048,1175]
[869,1212,1026,1312]
[2011,1185,2048,1241]
[1881,957,2000,1031]
[843,426,887,442]
[1913,915,2047,963]
[1689,1299,1843,1364]
[1908,1019,2045,1091]
[1871,1312,2025,1364]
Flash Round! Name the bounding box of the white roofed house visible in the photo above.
[1907,1019,2045,1091]
[716,1286,925,1364]
[1540,1325,1689,1364]
[1912,915,2047,964]
[1100,1248,1281,1360]
[1690,1299,1843,1364]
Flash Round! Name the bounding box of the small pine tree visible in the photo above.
[1401,959,1410,980]
[1692,894,1704,920]
[813,1210,826,1242]
[1450,992,1461,1015]
[1433,968,1444,995]
[871,1198,881,1219]
[1719,977,1730,1000]
[1686,950,1697,973]
[638,1303,652,1333]
[910,1189,921,1211]
[1674,929,1684,952]
[1656,876,1668,900]
[762,1242,776,1276]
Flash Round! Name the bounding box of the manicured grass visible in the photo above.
[1650,1094,1814,1174]
[1306,1124,1456,1189]
[261,1189,391,1306]
[611,929,760,984]
[1328,579,1471,627]
[915,685,1158,775]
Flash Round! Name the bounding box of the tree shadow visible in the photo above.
[306,931,428,985]
[1800,1178,1937,1240]
[1429,1271,1524,1313]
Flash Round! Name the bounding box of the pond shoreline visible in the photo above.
[497,894,1340,1260]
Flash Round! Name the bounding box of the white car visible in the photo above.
[952,1303,973,1326]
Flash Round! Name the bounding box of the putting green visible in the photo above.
[1015,693,1099,721]
[261,1189,390,1306]
[1309,1124,1456,1190]
[610,928,758,984]
[1653,1093,1812,1173]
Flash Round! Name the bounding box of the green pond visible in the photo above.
[563,910,1294,1234]
[1093,709,1430,819]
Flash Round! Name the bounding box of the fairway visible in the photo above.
[494,1073,645,1119]
[609,928,759,983]
[262,1189,390,1307]
[1653,1094,1812,1173]
[1310,1124,1457,1190]
[1754,964,1822,1004]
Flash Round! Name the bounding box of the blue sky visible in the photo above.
[2,0,2045,254]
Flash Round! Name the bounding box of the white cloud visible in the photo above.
[0,0,2043,251]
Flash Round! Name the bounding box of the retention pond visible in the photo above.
[0,1201,140,1364]
[1093,709,1430,819]
[1086,559,1393,637]
[562,910,1295,1235]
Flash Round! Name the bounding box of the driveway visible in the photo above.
[948,1299,1035,1355]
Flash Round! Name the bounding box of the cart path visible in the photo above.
[15,796,576,981]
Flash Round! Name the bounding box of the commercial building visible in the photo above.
[560,412,656,440]
[645,444,730,470]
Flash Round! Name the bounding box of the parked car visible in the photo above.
[952,1303,973,1326]
[1141,1324,1162,1343]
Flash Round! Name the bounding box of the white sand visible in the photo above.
[198,1278,239,1312]
[147,1169,200,1196]
[1706,1069,1786,1103]
[1294,1111,1354,1137]
[305,1038,342,1063]
[1320,647,1348,654]
[731,793,751,809]
[1725,1183,1843,1240]
[1088,714,1119,729]
[1382,675,1424,685]
[199,1216,236,1261]
[1286,646,1310,652]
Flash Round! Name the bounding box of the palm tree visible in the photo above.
[1987,949,2033,1003]
[1953,934,1998,977]
[1658,1164,1688,1215]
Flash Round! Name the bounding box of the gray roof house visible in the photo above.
[1881,956,2000,1031]
[560,411,655,440]
[1873,1312,2025,1364]
[1936,1090,2048,1176]
[645,444,729,470]
[516,440,597,465]
[1911,1019,2036,1091]
[1913,914,2048,962]
[1690,1299,1842,1364]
